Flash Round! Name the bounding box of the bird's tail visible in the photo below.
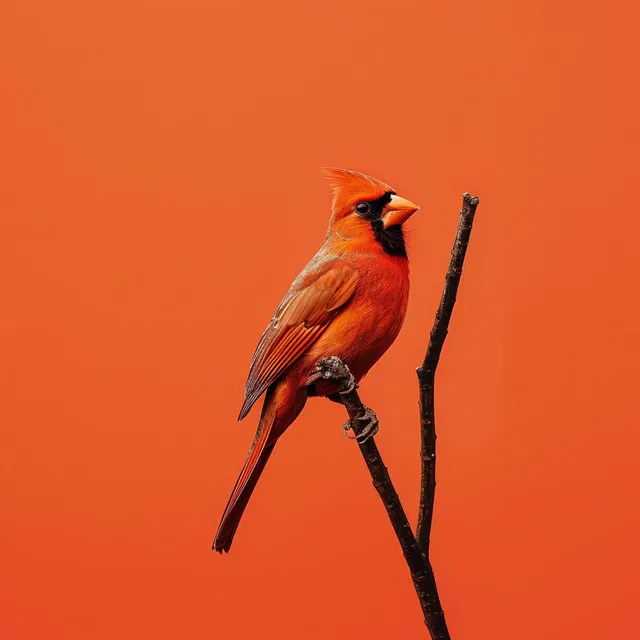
[213,395,277,553]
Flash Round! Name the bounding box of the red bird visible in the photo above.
[214,168,419,553]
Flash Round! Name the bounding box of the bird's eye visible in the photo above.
[355,202,371,215]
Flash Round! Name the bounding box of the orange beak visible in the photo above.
[382,194,420,229]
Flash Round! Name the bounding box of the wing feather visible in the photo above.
[238,264,358,420]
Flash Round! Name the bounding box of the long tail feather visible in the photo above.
[213,396,277,553]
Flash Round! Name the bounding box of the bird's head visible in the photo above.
[323,168,419,257]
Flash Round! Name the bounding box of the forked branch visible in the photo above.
[312,356,448,637]
[416,193,479,554]
[317,192,479,638]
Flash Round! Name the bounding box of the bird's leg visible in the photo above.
[307,356,358,392]
[309,357,379,444]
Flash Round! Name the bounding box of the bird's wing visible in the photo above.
[238,263,359,420]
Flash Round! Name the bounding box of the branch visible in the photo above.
[416,193,479,554]
[315,192,479,639]
[312,356,449,639]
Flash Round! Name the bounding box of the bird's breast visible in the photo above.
[300,256,410,389]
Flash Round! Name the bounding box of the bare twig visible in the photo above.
[313,356,448,638]
[416,193,479,554]
[316,193,479,639]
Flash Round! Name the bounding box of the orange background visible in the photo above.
[2,1,639,638]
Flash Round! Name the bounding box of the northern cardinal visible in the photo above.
[214,168,419,553]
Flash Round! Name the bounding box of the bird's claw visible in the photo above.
[337,375,358,395]
[343,420,357,440]
[305,369,324,386]
[343,407,379,444]
[308,356,358,395]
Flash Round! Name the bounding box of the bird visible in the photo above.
[213,168,419,553]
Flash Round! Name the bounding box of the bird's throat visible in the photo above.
[370,221,407,258]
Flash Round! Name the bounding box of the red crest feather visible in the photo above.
[322,168,395,220]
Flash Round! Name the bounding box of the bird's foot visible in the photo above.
[307,356,358,395]
[343,407,379,444]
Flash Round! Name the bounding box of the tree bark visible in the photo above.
[416,193,479,554]
[312,356,449,638]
